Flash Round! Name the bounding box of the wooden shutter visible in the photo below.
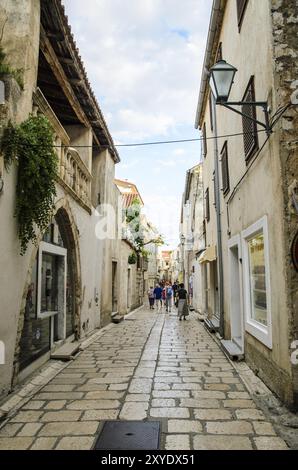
[237,0,248,28]
[216,42,223,62]
[202,122,207,158]
[205,188,210,222]
[209,94,214,132]
[220,141,230,195]
[242,76,259,162]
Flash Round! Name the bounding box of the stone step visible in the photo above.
[112,314,124,324]
[221,339,244,361]
[51,342,80,360]
[204,316,219,333]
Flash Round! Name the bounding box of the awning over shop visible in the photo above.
[199,245,217,264]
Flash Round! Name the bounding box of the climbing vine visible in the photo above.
[0,115,58,254]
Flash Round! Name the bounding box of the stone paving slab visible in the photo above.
[0,307,290,450]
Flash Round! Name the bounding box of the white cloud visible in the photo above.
[157,159,176,167]
[173,148,186,156]
[62,0,212,244]
[63,0,212,141]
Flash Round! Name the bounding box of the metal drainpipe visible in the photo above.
[211,92,224,337]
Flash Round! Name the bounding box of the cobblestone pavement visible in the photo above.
[0,307,289,450]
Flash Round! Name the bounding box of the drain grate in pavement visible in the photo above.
[94,421,160,450]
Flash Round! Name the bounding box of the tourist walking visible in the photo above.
[165,283,173,313]
[172,281,179,309]
[177,283,189,321]
[154,284,163,311]
[161,285,166,310]
[148,286,155,310]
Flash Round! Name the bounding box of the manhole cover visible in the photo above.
[94,421,160,450]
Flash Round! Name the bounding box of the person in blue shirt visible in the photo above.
[154,284,163,312]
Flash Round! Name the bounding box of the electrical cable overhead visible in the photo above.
[48,129,268,149]
[15,103,291,150]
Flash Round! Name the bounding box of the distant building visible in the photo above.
[179,164,205,312]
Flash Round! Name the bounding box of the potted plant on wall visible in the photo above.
[128,252,137,265]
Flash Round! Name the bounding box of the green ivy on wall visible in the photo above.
[0,115,58,254]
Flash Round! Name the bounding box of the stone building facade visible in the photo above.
[195,0,298,408]
[0,0,150,401]
[179,164,205,313]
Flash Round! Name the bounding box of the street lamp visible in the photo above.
[209,59,272,136]
[209,60,237,104]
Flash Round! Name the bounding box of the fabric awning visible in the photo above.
[199,245,217,264]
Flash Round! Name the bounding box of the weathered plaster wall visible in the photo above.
[0,0,41,398]
[218,0,292,403]
[93,149,121,326]
[271,0,298,407]
[200,0,297,406]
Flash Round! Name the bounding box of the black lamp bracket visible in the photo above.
[218,101,272,136]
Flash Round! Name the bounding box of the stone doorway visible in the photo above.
[17,205,81,374]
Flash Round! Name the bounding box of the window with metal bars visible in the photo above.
[237,0,249,30]
[205,188,210,222]
[220,141,230,195]
[242,76,259,162]
[202,122,207,158]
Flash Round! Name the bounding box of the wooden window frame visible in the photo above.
[205,188,210,222]
[237,0,249,31]
[241,216,272,349]
[242,76,259,163]
[209,93,214,132]
[202,122,207,158]
[220,141,230,196]
[216,42,223,62]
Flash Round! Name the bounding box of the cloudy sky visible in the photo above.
[63,0,212,247]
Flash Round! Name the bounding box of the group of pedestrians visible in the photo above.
[147,281,189,320]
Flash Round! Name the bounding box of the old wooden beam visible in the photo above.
[40,25,90,128]
[58,56,74,65]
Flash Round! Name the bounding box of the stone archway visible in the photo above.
[54,202,82,339]
[12,197,82,384]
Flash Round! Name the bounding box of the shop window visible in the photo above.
[242,216,272,348]
[19,221,68,371]
[19,258,51,371]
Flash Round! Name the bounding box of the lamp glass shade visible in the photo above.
[209,60,237,103]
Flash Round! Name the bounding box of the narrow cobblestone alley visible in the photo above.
[0,308,289,450]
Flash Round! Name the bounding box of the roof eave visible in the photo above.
[194,0,227,130]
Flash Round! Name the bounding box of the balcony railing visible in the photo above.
[33,88,92,213]
[58,146,91,213]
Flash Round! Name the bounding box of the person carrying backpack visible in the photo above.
[165,282,173,313]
